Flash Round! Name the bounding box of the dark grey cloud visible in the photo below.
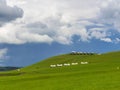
[0,0,23,26]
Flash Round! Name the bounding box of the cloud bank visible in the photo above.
[0,0,119,45]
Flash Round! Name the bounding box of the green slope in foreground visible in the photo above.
[0,51,120,90]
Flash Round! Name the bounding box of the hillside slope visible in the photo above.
[0,51,120,90]
[21,51,120,73]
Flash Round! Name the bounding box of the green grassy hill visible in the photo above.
[0,51,120,90]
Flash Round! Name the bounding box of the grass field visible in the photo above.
[0,51,120,90]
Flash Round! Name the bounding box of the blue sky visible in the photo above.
[0,0,120,66]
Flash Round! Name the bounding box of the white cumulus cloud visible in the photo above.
[101,38,112,43]
[0,0,118,45]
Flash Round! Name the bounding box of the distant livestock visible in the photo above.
[50,65,56,68]
[57,64,63,67]
[70,51,95,55]
[81,62,88,64]
[71,63,78,65]
[50,62,90,68]
[64,63,71,66]
[17,69,20,71]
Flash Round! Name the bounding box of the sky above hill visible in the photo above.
[0,0,120,66]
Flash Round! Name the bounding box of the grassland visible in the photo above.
[0,51,120,90]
